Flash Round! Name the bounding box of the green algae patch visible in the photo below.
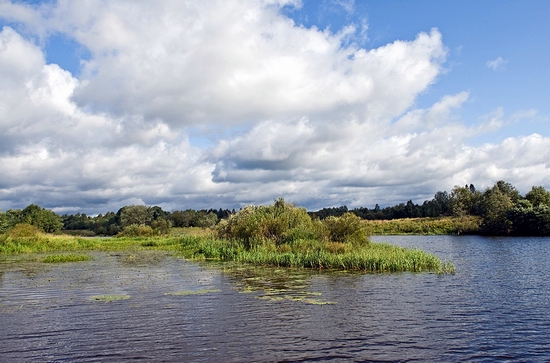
[90,294,131,302]
[165,289,221,296]
[255,293,336,305]
[43,254,92,263]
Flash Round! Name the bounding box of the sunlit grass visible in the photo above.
[180,237,454,274]
[363,216,482,235]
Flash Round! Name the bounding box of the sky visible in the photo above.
[0,0,549,214]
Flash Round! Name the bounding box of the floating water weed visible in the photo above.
[43,254,91,263]
[255,293,336,305]
[90,294,130,302]
[165,289,221,296]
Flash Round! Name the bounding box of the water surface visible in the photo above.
[1,236,549,362]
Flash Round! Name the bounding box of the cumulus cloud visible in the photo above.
[486,56,508,71]
[0,0,547,213]
[1,0,447,126]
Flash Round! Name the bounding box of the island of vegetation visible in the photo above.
[1,199,453,274]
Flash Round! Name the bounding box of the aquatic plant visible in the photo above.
[177,236,454,274]
[90,294,130,302]
[165,289,221,296]
[43,254,92,263]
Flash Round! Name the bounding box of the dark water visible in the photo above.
[1,236,550,362]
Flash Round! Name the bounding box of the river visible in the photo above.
[1,235,549,362]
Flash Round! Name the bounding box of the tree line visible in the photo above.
[311,181,550,236]
[2,180,550,236]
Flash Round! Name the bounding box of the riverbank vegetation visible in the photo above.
[364,216,482,235]
[2,180,550,237]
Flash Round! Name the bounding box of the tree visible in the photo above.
[431,191,452,216]
[525,186,550,207]
[0,210,9,233]
[479,183,515,235]
[495,180,521,203]
[507,200,550,236]
[14,204,63,233]
[194,211,218,228]
[117,205,152,227]
[450,185,481,216]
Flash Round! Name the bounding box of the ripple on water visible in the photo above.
[2,237,550,361]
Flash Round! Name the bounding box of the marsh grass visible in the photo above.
[364,216,482,235]
[181,237,454,274]
[230,244,454,274]
[43,254,92,263]
[0,229,182,254]
[1,227,454,274]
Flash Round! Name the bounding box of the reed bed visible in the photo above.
[181,237,454,274]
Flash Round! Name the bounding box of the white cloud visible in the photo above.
[1,1,447,127]
[333,0,355,14]
[486,56,508,71]
[0,1,548,213]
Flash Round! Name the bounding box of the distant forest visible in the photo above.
[2,180,550,236]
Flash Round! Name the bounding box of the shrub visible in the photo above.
[117,224,154,237]
[322,212,368,244]
[217,199,315,249]
[151,218,172,235]
[7,223,41,238]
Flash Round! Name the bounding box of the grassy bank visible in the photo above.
[364,216,482,235]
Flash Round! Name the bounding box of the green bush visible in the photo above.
[6,223,41,238]
[217,199,315,248]
[322,212,368,244]
[117,224,154,237]
[216,199,369,249]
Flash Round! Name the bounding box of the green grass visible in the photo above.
[364,216,482,235]
[178,236,454,274]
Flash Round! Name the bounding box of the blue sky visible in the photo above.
[0,0,549,214]
[286,1,550,141]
